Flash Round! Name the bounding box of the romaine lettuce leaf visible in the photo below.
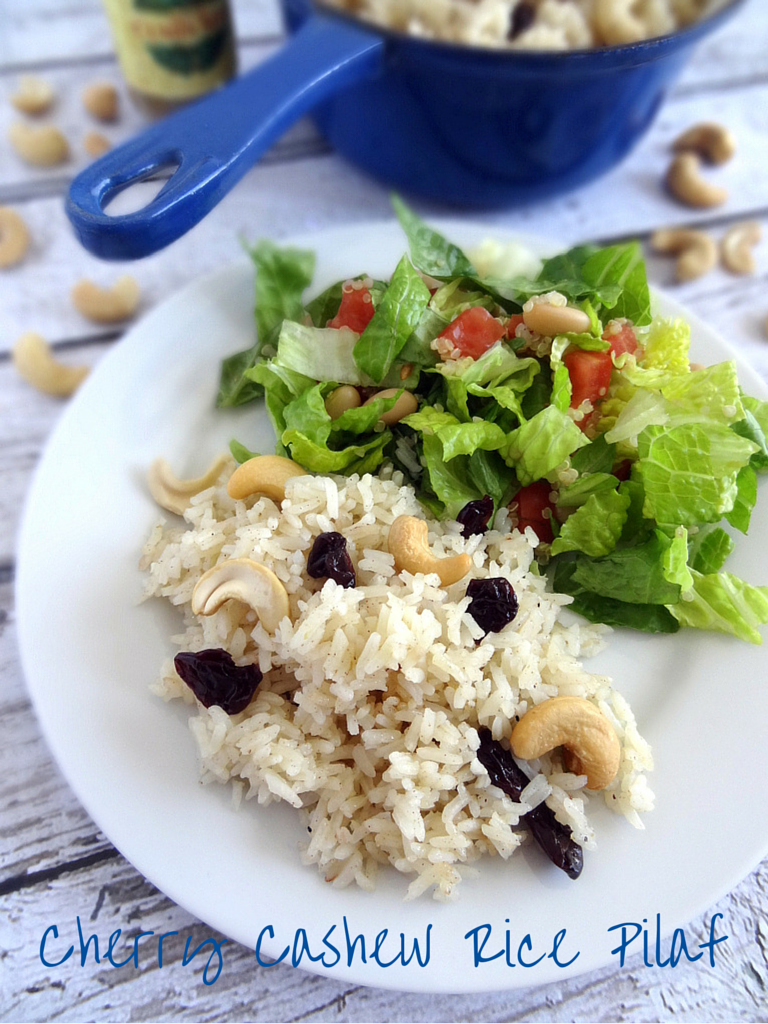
[581,242,651,325]
[640,317,691,374]
[661,528,693,593]
[568,530,681,604]
[557,472,619,507]
[668,570,768,644]
[217,240,316,407]
[550,561,680,633]
[724,464,757,533]
[662,361,744,426]
[570,433,616,475]
[733,401,768,472]
[402,407,506,460]
[550,487,630,557]
[353,255,430,383]
[276,321,367,384]
[503,405,588,487]
[638,422,758,528]
[549,336,572,412]
[282,429,390,475]
[420,434,483,516]
[688,525,734,574]
[392,195,476,280]
[246,361,314,444]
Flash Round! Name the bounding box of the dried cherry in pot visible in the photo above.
[456,494,494,538]
[466,577,519,634]
[307,531,356,588]
[174,648,262,715]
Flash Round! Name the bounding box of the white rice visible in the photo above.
[326,0,720,50]
[141,464,653,900]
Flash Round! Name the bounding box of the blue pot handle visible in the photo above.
[66,16,383,260]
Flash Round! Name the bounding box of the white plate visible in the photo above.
[16,220,768,994]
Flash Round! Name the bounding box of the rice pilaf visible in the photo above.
[142,463,653,899]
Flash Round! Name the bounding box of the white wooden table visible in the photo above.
[3,1,768,1020]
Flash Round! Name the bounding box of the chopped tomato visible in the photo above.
[513,480,555,544]
[563,348,613,409]
[327,282,375,333]
[506,313,525,338]
[438,306,505,359]
[603,320,638,357]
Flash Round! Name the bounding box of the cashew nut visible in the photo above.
[522,303,591,337]
[650,227,717,282]
[227,454,306,502]
[12,331,88,397]
[10,75,55,116]
[84,131,111,159]
[666,152,727,209]
[673,122,736,166]
[147,453,231,515]
[71,274,140,322]
[191,558,290,632]
[0,207,30,268]
[388,515,471,586]
[510,695,621,791]
[593,0,648,45]
[363,388,418,425]
[8,122,68,166]
[721,221,761,275]
[82,82,119,122]
[325,384,361,420]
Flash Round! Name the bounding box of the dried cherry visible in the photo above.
[307,531,356,588]
[456,495,494,538]
[174,648,262,715]
[508,1,535,39]
[466,577,519,634]
[477,727,583,879]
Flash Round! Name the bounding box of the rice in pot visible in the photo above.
[142,464,653,900]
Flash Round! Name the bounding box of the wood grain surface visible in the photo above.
[2,1,768,1020]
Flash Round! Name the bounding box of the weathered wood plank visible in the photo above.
[3,836,768,1022]
[0,38,327,200]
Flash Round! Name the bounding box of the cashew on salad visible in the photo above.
[216,199,768,645]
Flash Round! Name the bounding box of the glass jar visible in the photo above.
[101,0,237,116]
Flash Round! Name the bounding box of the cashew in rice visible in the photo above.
[665,152,727,208]
[82,82,119,122]
[522,302,591,337]
[650,227,718,282]
[510,695,621,791]
[147,454,231,515]
[71,274,140,322]
[593,0,648,45]
[673,122,736,166]
[191,558,290,632]
[227,454,306,503]
[388,515,471,586]
[0,207,30,268]
[10,75,55,116]
[84,131,111,159]
[721,221,761,275]
[12,331,88,397]
[363,388,419,424]
[8,122,69,166]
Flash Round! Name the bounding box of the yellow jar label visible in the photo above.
[102,0,235,100]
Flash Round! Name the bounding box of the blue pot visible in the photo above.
[67,0,744,259]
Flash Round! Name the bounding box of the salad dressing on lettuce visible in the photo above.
[217,198,768,644]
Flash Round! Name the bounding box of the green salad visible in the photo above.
[217,198,768,644]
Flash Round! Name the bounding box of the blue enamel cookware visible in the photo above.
[66,0,743,260]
